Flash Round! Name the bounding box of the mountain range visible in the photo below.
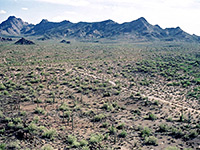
[0,16,200,42]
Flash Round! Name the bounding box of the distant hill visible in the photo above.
[0,37,12,42]
[15,37,35,45]
[0,16,200,42]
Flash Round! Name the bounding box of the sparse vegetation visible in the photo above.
[0,41,199,149]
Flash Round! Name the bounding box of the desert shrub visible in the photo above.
[80,139,88,147]
[34,98,43,103]
[144,136,158,145]
[33,116,40,124]
[0,84,6,90]
[92,114,105,122]
[118,130,127,138]
[179,114,186,122]
[5,117,11,122]
[62,111,71,118]
[0,111,4,118]
[42,128,57,140]
[67,135,77,145]
[167,117,173,122]
[39,84,44,88]
[101,103,113,111]
[7,122,15,129]
[41,144,53,150]
[108,126,117,135]
[159,124,170,132]
[101,122,109,128]
[131,109,141,116]
[154,100,159,105]
[72,141,80,148]
[103,91,111,97]
[140,127,151,137]
[188,130,198,138]
[147,113,157,120]
[19,111,26,116]
[38,126,47,133]
[3,90,9,95]
[82,146,90,150]
[0,128,5,134]
[170,127,183,138]
[117,123,125,129]
[7,140,21,150]
[16,123,24,129]
[34,107,45,115]
[0,143,6,150]
[27,123,38,133]
[89,134,103,144]
[45,98,53,104]
[13,117,22,124]
[165,147,180,150]
[59,102,69,111]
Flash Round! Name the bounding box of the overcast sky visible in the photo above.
[0,0,200,35]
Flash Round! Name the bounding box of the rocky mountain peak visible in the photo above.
[40,19,49,24]
[0,16,199,42]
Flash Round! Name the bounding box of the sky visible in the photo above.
[0,0,200,35]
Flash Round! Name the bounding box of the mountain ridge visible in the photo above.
[0,16,199,42]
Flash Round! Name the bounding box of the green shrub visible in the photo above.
[40,144,53,150]
[188,130,198,138]
[19,111,27,116]
[167,117,173,122]
[159,124,169,132]
[144,136,158,145]
[0,84,6,90]
[147,113,157,120]
[67,135,77,145]
[0,111,4,118]
[101,103,113,111]
[92,114,105,122]
[108,126,117,135]
[42,128,57,140]
[154,100,159,105]
[72,141,80,148]
[7,140,21,150]
[0,143,6,150]
[7,122,15,129]
[101,122,109,128]
[118,130,127,138]
[165,147,180,150]
[16,123,24,129]
[171,127,183,138]
[80,139,88,147]
[34,107,45,115]
[0,128,5,134]
[117,123,125,129]
[33,116,40,124]
[179,114,186,122]
[89,134,103,144]
[140,127,151,137]
[27,123,38,133]
[82,146,90,150]
[59,102,69,111]
[13,117,22,124]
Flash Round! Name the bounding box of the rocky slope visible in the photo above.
[0,16,34,36]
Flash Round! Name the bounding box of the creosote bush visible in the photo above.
[144,136,158,145]
[89,133,103,144]
[140,127,151,137]
[118,130,127,138]
[42,128,57,140]
[92,114,105,122]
